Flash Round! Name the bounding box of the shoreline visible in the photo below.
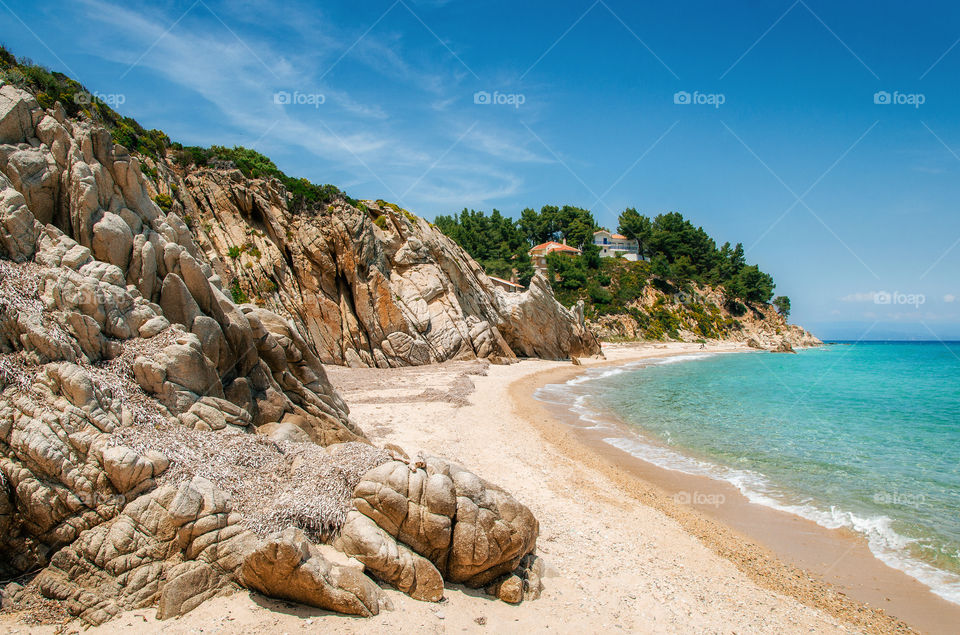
[11,341,954,634]
[512,341,960,634]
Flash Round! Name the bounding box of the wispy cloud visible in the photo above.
[68,0,529,213]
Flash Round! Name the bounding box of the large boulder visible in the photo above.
[91,211,134,271]
[241,527,384,617]
[339,457,538,595]
[496,272,601,360]
[336,510,444,601]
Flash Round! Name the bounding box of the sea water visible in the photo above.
[535,342,960,604]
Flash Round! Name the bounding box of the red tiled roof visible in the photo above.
[529,241,581,254]
[610,233,628,240]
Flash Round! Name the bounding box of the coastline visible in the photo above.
[14,341,952,634]
[513,341,960,634]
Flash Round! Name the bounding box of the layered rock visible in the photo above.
[0,83,544,626]
[172,170,600,366]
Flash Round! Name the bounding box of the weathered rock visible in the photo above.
[486,573,523,604]
[0,85,37,144]
[35,477,255,625]
[336,510,444,602]
[240,527,384,617]
[91,211,134,271]
[176,175,599,365]
[0,77,551,627]
[346,457,538,592]
[257,420,312,443]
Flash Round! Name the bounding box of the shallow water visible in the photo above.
[536,342,960,605]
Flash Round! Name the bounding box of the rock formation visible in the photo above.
[589,283,821,350]
[169,169,599,366]
[0,83,542,626]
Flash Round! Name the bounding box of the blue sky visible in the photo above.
[4,0,960,340]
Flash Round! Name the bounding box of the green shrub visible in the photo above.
[229,280,248,304]
[227,246,241,259]
[154,193,173,212]
[374,215,388,230]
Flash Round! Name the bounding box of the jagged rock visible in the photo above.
[133,334,223,413]
[496,274,600,360]
[177,175,599,365]
[771,340,796,353]
[0,172,41,262]
[241,527,384,617]
[0,84,38,144]
[0,81,551,627]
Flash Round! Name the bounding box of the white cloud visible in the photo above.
[945,294,956,303]
[70,0,533,213]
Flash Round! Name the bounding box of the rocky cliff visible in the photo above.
[0,82,544,625]
[146,162,599,368]
[588,282,821,351]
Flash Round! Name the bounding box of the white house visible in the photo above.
[593,230,641,260]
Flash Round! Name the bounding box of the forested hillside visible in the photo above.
[434,205,793,341]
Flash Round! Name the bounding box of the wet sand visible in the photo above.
[514,343,960,634]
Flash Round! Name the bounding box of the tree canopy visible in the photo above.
[435,205,779,306]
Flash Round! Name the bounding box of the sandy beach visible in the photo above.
[19,341,959,634]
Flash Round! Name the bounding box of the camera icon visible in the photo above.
[473,91,491,105]
[873,91,891,105]
[673,491,691,505]
[74,91,92,106]
[873,492,890,504]
[673,91,691,105]
[273,91,292,105]
[874,291,892,305]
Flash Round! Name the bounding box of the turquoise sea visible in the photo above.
[535,342,960,604]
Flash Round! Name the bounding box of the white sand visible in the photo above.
[42,341,865,635]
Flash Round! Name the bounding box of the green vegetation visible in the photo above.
[0,45,169,159]
[436,204,786,339]
[171,144,356,213]
[773,295,791,320]
[153,193,173,212]
[434,208,536,287]
[518,204,598,250]
[373,215,389,230]
[227,246,241,259]
[229,280,248,304]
